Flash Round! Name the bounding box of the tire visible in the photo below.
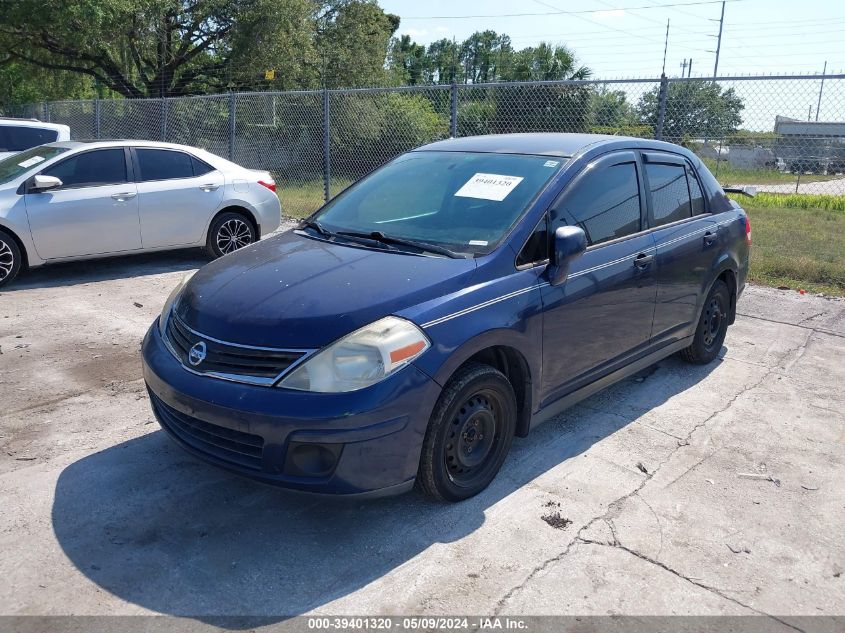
[0,229,22,288]
[679,279,730,365]
[206,212,256,259]
[417,363,517,502]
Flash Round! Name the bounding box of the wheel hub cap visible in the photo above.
[702,297,724,347]
[0,239,13,281]
[216,219,252,254]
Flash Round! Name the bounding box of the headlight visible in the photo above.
[158,271,196,336]
[278,316,430,393]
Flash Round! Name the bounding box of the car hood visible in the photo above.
[176,231,478,348]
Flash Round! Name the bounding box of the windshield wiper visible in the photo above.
[297,219,334,238]
[336,230,465,259]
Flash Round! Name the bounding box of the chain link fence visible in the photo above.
[5,74,845,217]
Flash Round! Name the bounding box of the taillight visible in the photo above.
[745,215,752,245]
[258,179,276,193]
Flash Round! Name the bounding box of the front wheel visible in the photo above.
[0,229,22,288]
[206,212,256,258]
[679,279,730,364]
[417,363,517,502]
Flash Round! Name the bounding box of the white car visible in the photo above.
[0,118,71,161]
[0,140,281,286]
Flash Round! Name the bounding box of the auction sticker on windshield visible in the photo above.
[18,156,45,168]
[454,173,524,201]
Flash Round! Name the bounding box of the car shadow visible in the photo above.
[51,354,722,625]
[5,249,209,290]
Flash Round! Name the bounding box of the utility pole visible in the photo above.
[661,19,670,76]
[816,60,827,121]
[712,1,725,78]
[688,58,693,77]
[680,59,688,77]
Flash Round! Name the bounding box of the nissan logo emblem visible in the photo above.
[188,341,207,367]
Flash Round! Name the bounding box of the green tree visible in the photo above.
[0,0,399,97]
[388,34,429,85]
[316,0,399,88]
[637,80,744,142]
[590,88,634,127]
[460,31,512,83]
[426,38,460,84]
[502,43,590,82]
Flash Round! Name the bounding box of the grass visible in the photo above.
[276,177,355,219]
[702,157,840,186]
[731,196,845,296]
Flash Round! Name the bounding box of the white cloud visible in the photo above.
[401,28,429,38]
[435,26,450,34]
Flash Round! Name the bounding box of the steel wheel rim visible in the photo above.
[0,239,13,281]
[216,219,252,254]
[445,389,504,488]
[701,296,725,349]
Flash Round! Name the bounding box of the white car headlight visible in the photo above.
[158,271,196,336]
[278,316,430,393]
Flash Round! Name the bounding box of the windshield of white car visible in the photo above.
[0,145,70,185]
[309,151,565,256]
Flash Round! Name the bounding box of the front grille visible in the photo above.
[165,314,306,383]
[150,392,264,470]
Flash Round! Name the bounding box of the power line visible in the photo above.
[401,0,749,20]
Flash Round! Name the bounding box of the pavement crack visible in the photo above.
[576,537,806,633]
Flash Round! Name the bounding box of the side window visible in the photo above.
[553,161,641,246]
[191,156,214,177]
[42,149,127,188]
[645,163,691,227]
[136,149,195,181]
[686,164,706,215]
[516,216,549,267]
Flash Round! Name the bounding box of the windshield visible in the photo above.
[311,151,565,255]
[0,145,70,185]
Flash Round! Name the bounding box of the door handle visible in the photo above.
[633,252,654,269]
[111,192,137,201]
[199,184,220,191]
[703,230,718,246]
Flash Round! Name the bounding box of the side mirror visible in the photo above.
[31,175,62,191]
[548,226,587,286]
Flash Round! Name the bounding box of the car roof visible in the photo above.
[415,133,686,158]
[50,139,206,152]
[0,118,70,132]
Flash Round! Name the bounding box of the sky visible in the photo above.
[379,0,845,79]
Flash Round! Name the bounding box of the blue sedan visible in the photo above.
[141,133,751,501]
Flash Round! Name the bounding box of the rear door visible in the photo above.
[133,148,224,248]
[25,147,141,259]
[642,152,719,344]
[539,151,657,405]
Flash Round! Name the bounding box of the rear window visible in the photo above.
[0,126,59,152]
[645,163,692,227]
[136,149,196,181]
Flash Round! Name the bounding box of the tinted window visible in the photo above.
[43,149,127,188]
[554,162,641,246]
[191,156,214,177]
[516,216,549,266]
[136,149,194,181]
[646,163,691,226]
[687,165,705,214]
[0,126,59,152]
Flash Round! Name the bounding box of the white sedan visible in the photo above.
[0,140,281,286]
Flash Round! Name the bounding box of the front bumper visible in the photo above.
[142,322,441,495]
